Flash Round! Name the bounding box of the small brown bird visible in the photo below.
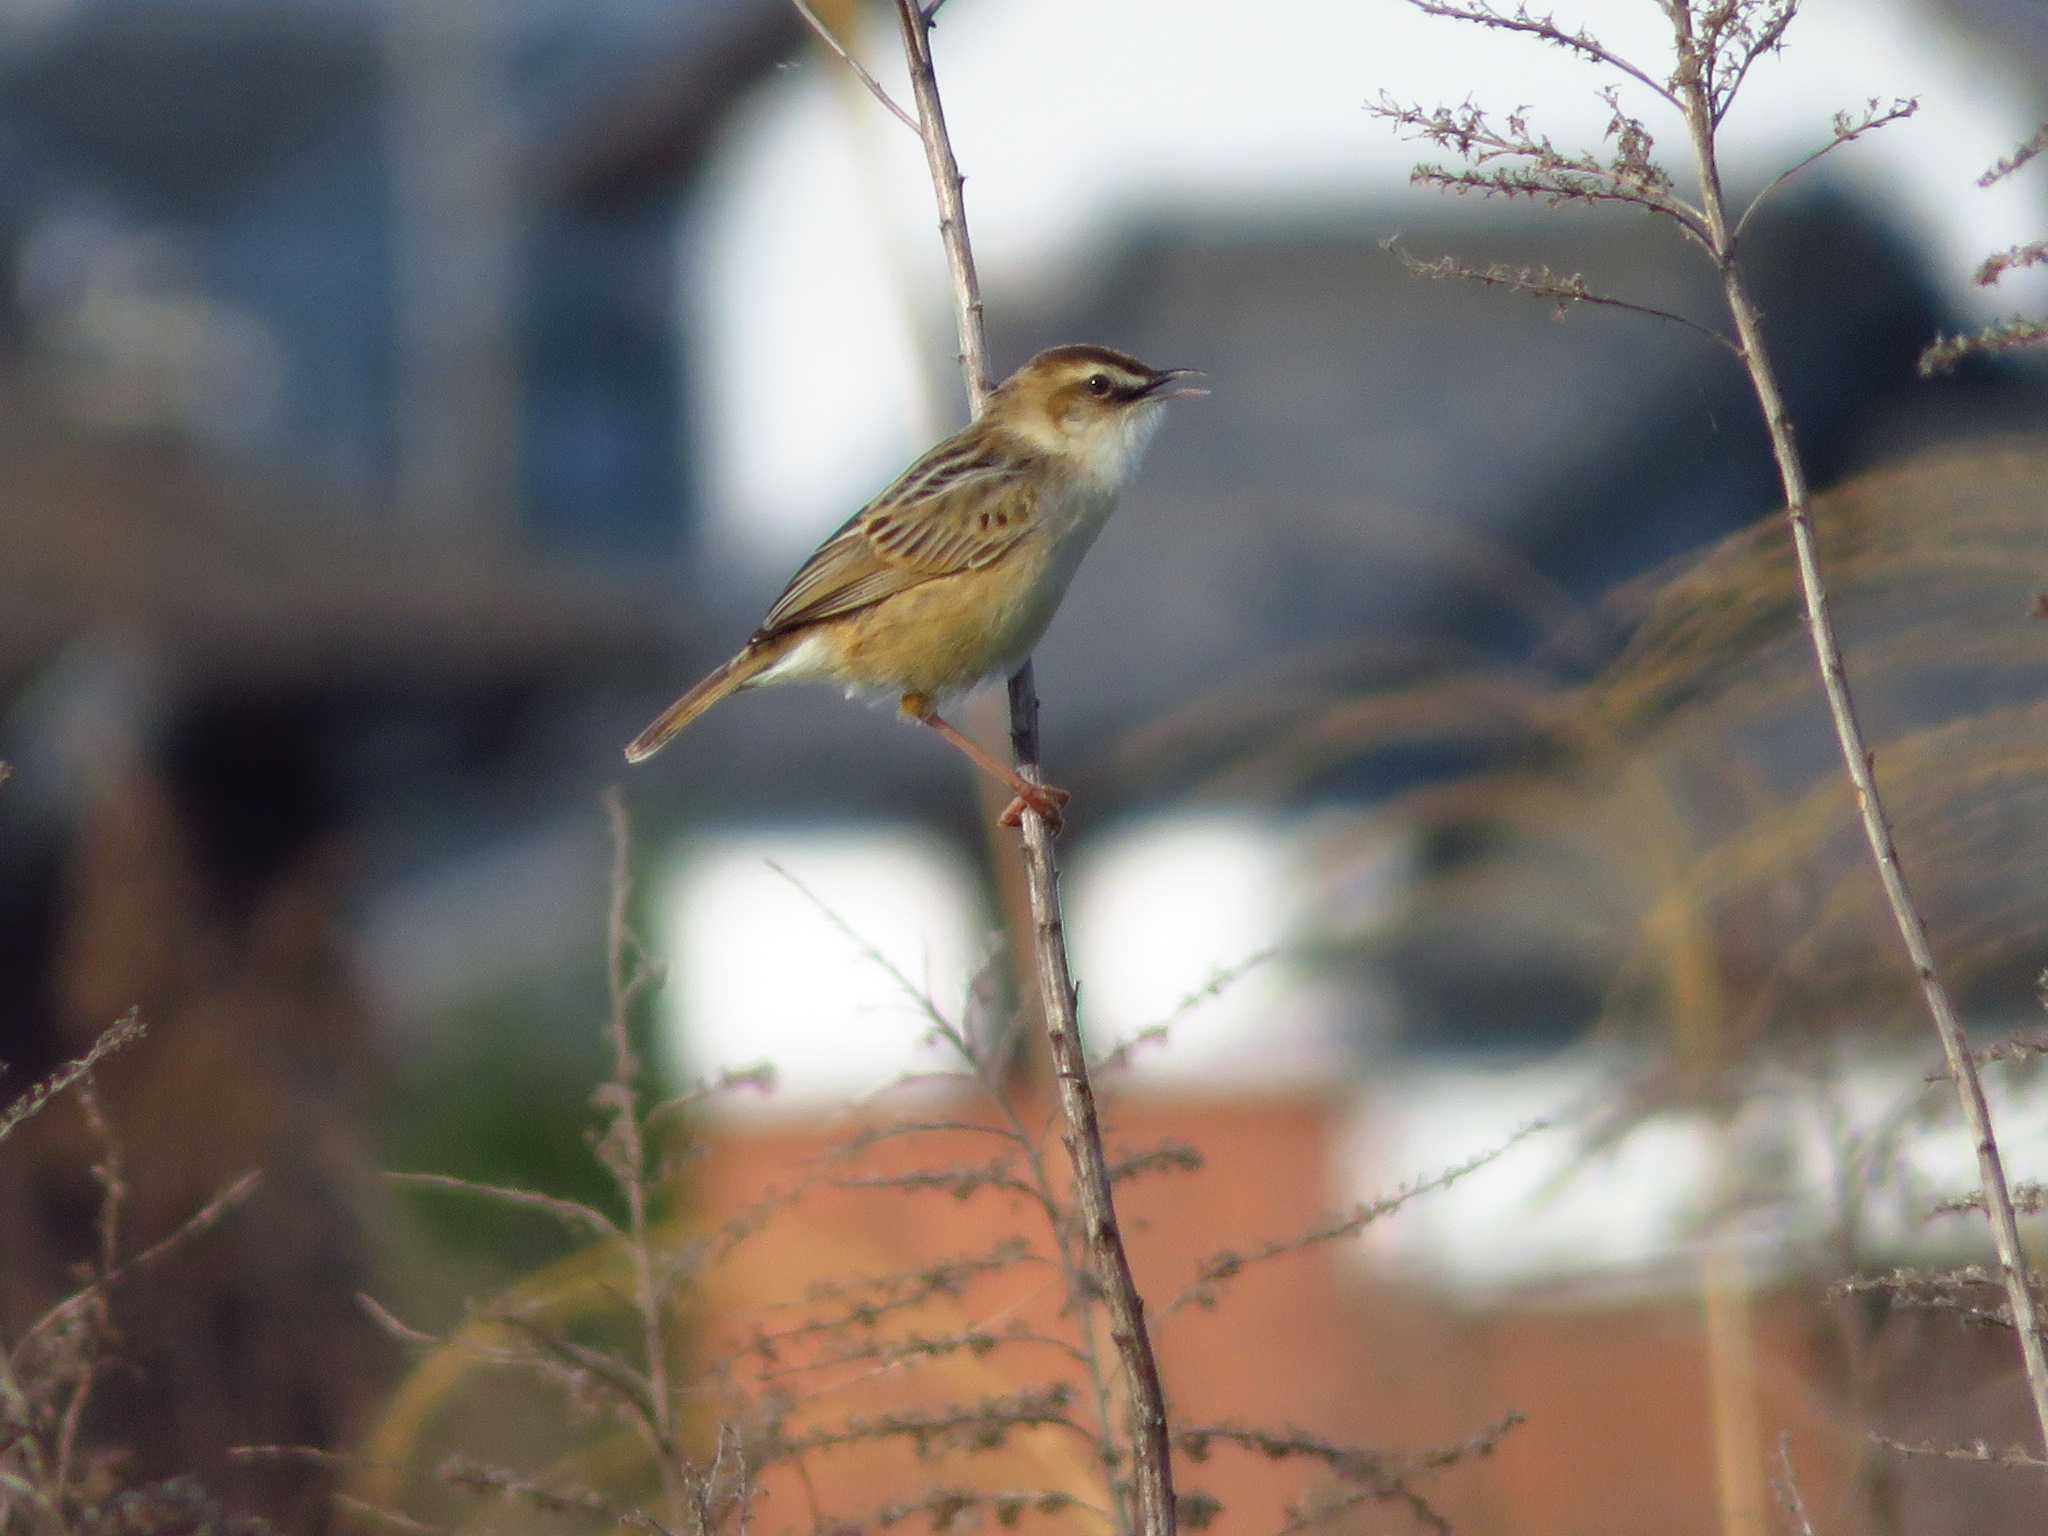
[625,343,1203,829]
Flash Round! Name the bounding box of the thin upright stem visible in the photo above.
[602,789,685,1515]
[884,4,1177,1532]
[889,0,991,406]
[1667,3,2048,1460]
[1007,669,1175,1536]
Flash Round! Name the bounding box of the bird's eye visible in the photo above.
[1085,373,1112,398]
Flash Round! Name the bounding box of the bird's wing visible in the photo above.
[753,434,1041,640]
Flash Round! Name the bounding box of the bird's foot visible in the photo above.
[998,783,1072,833]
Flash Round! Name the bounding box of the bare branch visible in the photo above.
[488,1310,660,1428]
[832,1116,1026,1150]
[1180,1420,1478,1483]
[766,860,999,1077]
[1089,950,1281,1082]
[1922,1031,2048,1080]
[229,1443,360,1471]
[1172,1119,1552,1312]
[1386,241,1740,352]
[1976,240,2048,287]
[765,859,1126,1489]
[356,1290,443,1350]
[1832,1266,2046,1336]
[1919,318,2048,377]
[1088,1025,1171,1078]
[1930,1182,2047,1219]
[876,1487,1110,1530]
[1703,1,1800,126]
[774,1385,1088,1457]
[1734,98,1918,243]
[436,1457,616,1517]
[644,1063,777,1132]
[19,1169,262,1355]
[599,788,684,1507]
[53,1069,127,1494]
[788,0,919,134]
[359,1291,666,1433]
[1277,1482,1448,1536]
[233,1451,451,1536]
[1769,1434,1819,1536]
[1226,1411,1525,1536]
[1105,1141,1203,1188]
[1401,1,1677,108]
[0,1009,146,1146]
[1870,1431,2048,1470]
[753,1238,1038,1337]
[1979,122,2048,187]
[385,1170,621,1242]
[763,1323,1091,1382]
[824,1158,1046,1205]
[333,1495,450,1536]
[1371,94,1712,249]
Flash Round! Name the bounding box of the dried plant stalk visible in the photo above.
[890,22,1176,1536]
[1664,7,2048,1455]
[1387,0,2048,1463]
[600,787,685,1514]
[788,5,1184,1532]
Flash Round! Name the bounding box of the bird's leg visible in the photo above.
[901,693,1072,831]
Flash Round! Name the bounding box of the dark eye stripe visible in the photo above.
[1081,372,1147,403]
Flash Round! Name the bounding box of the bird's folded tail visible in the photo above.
[623,638,789,764]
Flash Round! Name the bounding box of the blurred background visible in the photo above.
[3,1,2048,1532]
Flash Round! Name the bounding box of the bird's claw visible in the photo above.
[998,783,1072,833]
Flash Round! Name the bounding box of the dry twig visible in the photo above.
[0,1009,146,1147]
[600,788,686,1510]
[1870,1431,2048,1471]
[767,863,1130,1509]
[1922,123,2048,370]
[1173,1117,1551,1312]
[1977,122,2048,187]
[1672,4,2048,1452]
[790,0,918,132]
[1769,1434,1819,1536]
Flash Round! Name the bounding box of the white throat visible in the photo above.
[1073,400,1165,493]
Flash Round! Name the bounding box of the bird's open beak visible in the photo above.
[1144,367,1208,400]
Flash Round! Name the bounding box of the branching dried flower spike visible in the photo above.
[3,1010,264,1536]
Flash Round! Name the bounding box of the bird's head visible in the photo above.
[988,343,1205,489]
